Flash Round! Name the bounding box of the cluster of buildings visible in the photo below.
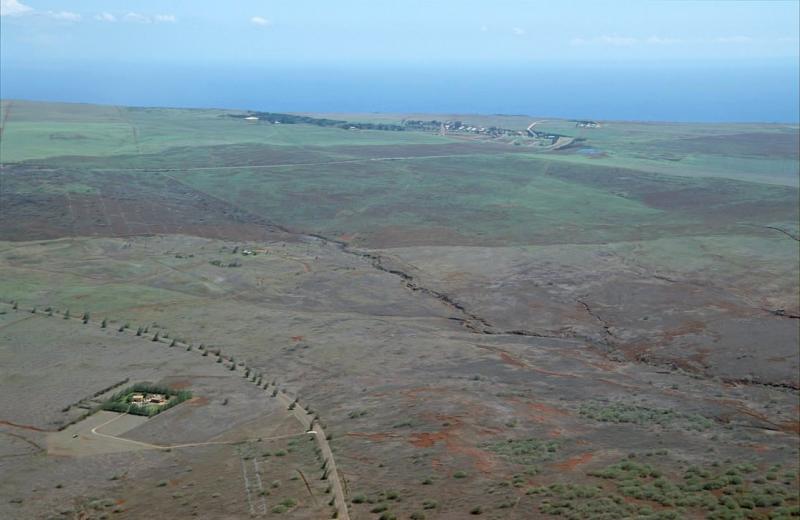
[131,393,168,406]
[403,119,526,138]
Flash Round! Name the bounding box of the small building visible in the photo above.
[131,392,167,406]
[244,116,259,123]
[147,394,167,405]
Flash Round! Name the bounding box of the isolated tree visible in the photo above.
[12,301,18,310]
[101,318,107,328]
[31,307,37,314]
[64,309,71,319]
[169,339,176,347]
[82,312,90,323]
[136,327,143,336]
[152,332,160,342]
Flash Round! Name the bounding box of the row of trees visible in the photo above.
[231,112,407,131]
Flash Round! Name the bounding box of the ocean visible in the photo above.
[2,61,798,123]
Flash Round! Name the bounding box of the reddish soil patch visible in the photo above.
[346,432,399,442]
[554,452,594,471]
[291,335,304,342]
[188,396,210,406]
[498,351,527,368]
[711,398,799,434]
[406,413,497,474]
[779,420,800,435]
[476,344,582,380]
[659,320,707,343]
[0,420,51,432]
[528,402,568,417]
[409,432,448,448]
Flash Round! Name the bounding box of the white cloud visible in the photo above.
[512,27,525,36]
[95,12,116,22]
[646,35,682,45]
[571,34,638,46]
[1,0,33,17]
[479,25,488,32]
[2,2,81,21]
[714,36,753,44]
[598,34,637,46]
[251,16,271,26]
[116,12,177,24]
[125,12,151,23]
[46,11,81,22]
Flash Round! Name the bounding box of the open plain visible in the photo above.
[0,100,798,519]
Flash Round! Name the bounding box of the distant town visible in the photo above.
[231,112,599,146]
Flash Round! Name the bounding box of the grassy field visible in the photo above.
[0,100,797,519]
[0,100,453,163]
[1,234,796,519]
[2,99,797,249]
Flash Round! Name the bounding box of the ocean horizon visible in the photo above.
[2,61,798,123]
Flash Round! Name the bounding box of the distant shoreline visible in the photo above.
[2,97,799,126]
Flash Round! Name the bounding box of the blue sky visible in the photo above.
[2,0,799,65]
[2,1,798,120]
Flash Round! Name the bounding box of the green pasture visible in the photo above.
[0,100,452,162]
[164,154,662,245]
[533,119,799,186]
[1,99,797,247]
[0,265,200,315]
[160,152,796,246]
